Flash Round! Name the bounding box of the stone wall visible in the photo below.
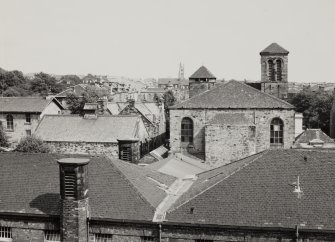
[47,141,119,157]
[205,124,256,167]
[0,113,40,144]
[170,109,295,166]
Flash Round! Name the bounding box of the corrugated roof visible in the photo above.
[209,113,255,126]
[260,43,289,55]
[189,66,216,79]
[166,149,335,230]
[35,115,143,142]
[171,80,295,109]
[0,97,53,113]
[0,153,162,221]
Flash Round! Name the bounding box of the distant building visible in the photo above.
[138,88,165,102]
[189,65,216,98]
[293,128,335,149]
[330,89,335,139]
[0,97,64,144]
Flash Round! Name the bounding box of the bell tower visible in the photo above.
[260,43,289,99]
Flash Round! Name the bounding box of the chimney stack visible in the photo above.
[58,158,90,242]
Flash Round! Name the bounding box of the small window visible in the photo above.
[25,113,31,124]
[181,118,193,143]
[0,226,12,241]
[270,118,284,145]
[44,231,60,242]
[141,236,156,242]
[94,234,113,242]
[26,130,32,136]
[6,115,13,130]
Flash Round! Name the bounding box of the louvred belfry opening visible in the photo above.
[64,171,76,199]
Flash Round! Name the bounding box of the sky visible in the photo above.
[1,0,335,82]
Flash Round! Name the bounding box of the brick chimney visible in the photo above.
[58,158,90,242]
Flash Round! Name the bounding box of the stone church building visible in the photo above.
[170,80,295,167]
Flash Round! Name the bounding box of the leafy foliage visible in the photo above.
[15,135,50,153]
[289,90,334,135]
[60,75,82,86]
[30,72,65,95]
[65,85,111,114]
[0,126,10,148]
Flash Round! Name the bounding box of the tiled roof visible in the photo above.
[170,80,295,109]
[110,157,176,208]
[166,149,335,230]
[189,66,216,79]
[35,115,144,143]
[209,113,255,126]
[260,43,289,55]
[0,97,54,113]
[293,129,335,148]
[0,153,164,221]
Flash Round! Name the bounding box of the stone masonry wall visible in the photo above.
[47,141,119,157]
[0,113,40,144]
[0,218,59,242]
[170,109,295,165]
[205,125,256,167]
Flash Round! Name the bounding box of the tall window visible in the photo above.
[268,60,275,82]
[181,117,193,143]
[6,115,13,130]
[276,59,282,82]
[25,113,31,124]
[141,236,156,242]
[0,226,12,241]
[270,118,283,145]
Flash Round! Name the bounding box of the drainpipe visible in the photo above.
[158,224,162,242]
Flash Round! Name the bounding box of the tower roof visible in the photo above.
[189,66,216,79]
[260,43,289,55]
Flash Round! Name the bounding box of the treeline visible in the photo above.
[0,68,81,97]
[288,89,334,135]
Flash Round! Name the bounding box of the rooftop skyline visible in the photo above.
[1,0,335,82]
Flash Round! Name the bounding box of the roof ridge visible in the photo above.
[233,81,295,108]
[105,156,157,210]
[170,81,228,109]
[166,150,268,214]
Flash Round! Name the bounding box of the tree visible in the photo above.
[289,90,333,135]
[60,75,82,86]
[30,72,66,95]
[0,70,30,96]
[0,126,9,148]
[15,135,50,153]
[65,85,111,114]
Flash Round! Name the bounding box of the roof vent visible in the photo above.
[304,156,308,162]
[189,207,194,214]
[64,171,76,199]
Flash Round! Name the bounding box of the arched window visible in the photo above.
[6,115,14,130]
[181,117,193,143]
[276,59,282,82]
[270,118,283,145]
[268,60,275,82]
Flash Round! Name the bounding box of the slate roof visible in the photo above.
[35,115,144,143]
[189,66,216,79]
[0,153,171,221]
[293,129,335,148]
[0,97,59,113]
[260,43,289,55]
[209,113,255,126]
[170,80,295,109]
[166,149,335,230]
